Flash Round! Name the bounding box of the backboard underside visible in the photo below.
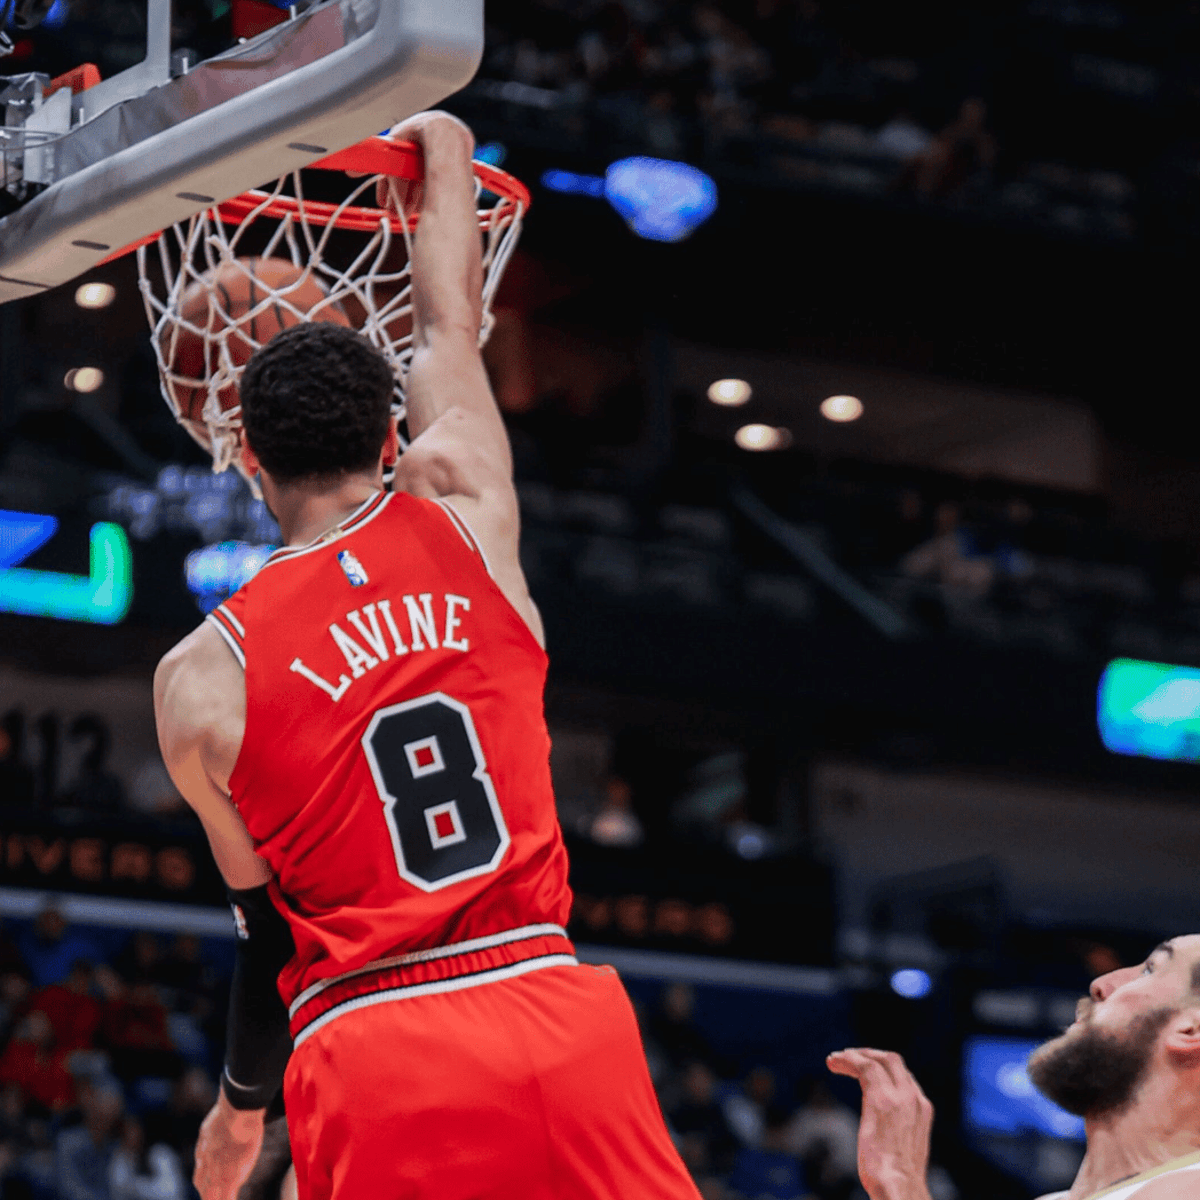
[0,0,483,304]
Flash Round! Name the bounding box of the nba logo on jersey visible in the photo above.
[338,550,369,586]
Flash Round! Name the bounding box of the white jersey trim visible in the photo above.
[288,922,570,1017]
[1094,1157,1200,1200]
[259,491,394,573]
[205,612,246,669]
[215,603,245,638]
[1038,1152,1200,1200]
[292,953,579,1049]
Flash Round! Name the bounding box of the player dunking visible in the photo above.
[154,111,702,1200]
[827,935,1200,1200]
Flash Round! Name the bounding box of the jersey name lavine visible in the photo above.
[211,491,572,1010]
[290,592,472,702]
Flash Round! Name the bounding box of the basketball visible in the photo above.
[163,256,352,424]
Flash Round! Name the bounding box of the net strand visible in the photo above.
[137,146,525,492]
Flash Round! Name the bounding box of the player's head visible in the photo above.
[238,322,396,485]
[1028,934,1200,1119]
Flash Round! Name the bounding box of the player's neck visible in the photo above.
[263,472,383,548]
[1069,1075,1200,1200]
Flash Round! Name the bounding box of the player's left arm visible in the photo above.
[155,624,269,889]
[155,628,291,1200]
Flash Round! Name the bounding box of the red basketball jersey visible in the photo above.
[208,491,572,1011]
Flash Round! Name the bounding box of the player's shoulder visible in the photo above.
[154,619,244,737]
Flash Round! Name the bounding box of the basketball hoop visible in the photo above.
[136,135,530,487]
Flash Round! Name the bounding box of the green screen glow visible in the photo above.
[1098,657,1200,763]
[0,522,132,624]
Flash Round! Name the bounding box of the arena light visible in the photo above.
[821,394,864,423]
[65,366,104,393]
[1098,658,1200,763]
[541,158,718,242]
[735,424,791,452]
[540,169,606,198]
[604,157,718,243]
[473,142,508,167]
[890,968,933,999]
[707,379,752,407]
[74,282,116,309]
[185,541,275,612]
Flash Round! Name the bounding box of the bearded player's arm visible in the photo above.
[154,624,292,1200]
[825,1048,935,1200]
[384,111,543,646]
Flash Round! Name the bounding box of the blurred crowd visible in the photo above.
[481,0,996,191]
[0,903,919,1200]
[465,0,1152,234]
[0,906,225,1200]
[636,981,957,1200]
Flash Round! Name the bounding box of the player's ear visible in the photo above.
[240,430,261,477]
[381,416,400,468]
[1164,1004,1200,1064]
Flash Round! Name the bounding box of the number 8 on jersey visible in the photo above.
[362,692,510,892]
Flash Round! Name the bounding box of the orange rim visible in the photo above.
[111,137,528,262]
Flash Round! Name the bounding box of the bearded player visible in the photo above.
[154,111,702,1200]
[825,935,1200,1200]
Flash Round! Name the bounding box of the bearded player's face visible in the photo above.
[1027,935,1200,1118]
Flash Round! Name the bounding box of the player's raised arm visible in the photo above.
[386,110,544,645]
[392,110,513,482]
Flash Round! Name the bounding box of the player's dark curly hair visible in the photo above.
[239,322,395,482]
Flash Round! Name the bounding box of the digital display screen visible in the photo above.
[963,1035,1085,1142]
[1098,657,1200,763]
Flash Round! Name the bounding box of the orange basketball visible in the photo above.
[164,256,352,424]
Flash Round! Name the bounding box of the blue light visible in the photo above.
[185,541,275,611]
[604,157,718,243]
[890,968,933,999]
[541,169,606,198]
[542,159,718,242]
[474,142,508,167]
[0,509,58,569]
[41,0,67,27]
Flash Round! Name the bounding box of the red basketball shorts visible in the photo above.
[284,962,702,1200]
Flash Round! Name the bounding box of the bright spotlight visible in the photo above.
[707,379,752,407]
[890,968,933,999]
[65,367,105,393]
[820,394,864,423]
[74,282,116,309]
[735,424,790,452]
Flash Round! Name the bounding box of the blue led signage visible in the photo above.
[0,510,132,624]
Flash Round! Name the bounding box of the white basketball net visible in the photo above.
[137,156,525,488]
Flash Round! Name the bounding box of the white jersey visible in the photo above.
[1039,1151,1200,1200]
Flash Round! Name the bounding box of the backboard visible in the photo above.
[0,0,483,303]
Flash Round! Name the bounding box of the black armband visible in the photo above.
[221,883,295,1111]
